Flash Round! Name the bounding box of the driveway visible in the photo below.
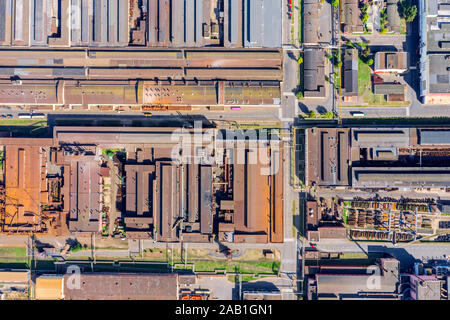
[197,276,236,300]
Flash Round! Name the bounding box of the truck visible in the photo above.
[18,113,32,119]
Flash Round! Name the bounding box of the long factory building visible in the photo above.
[0,126,284,244]
[0,0,282,49]
[305,127,450,190]
[0,48,282,107]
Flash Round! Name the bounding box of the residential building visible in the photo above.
[374,52,409,74]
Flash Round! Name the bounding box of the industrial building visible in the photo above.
[303,0,332,45]
[341,0,364,34]
[374,52,408,74]
[34,273,179,300]
[305,126,450,190]
[0,0,281,48]
[0,48,282,109]
[305,128,350,187]
[343,49,358,97]
[64,273,179,300]
[419,0,450,104]
[215,130,284,243]
[0,1,283,110]
[0,126,284,243]
[303,48,326,98]
[307,258,401,300]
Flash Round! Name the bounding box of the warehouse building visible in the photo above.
[307,258,401,300]
[418,129,450,145]
[305,126,450,191]
[0,0,282,48]
[419,0,450,104]
[343,49,358,97]
[305,128,350,187]
[352,167,450,189]
[0,126,285,243]
[341,0,364,34]
[303,0,332,45]
[33,273,179,300]
[303,48,326,98]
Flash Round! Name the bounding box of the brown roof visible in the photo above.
[342,0,364,33]
[4,145,44,229]
[63,273,178,300]
[0,271,29,283]
[35,276,64,300]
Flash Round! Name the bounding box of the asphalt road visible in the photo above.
[0,108,283,124]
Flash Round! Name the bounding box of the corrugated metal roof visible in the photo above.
[244,0,281,48]
[419,129,450,145]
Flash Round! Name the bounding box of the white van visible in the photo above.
[351,111,366,117]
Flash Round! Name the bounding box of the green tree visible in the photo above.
[297,56,303,65]
[307,111,317,119]
[332,0,339,8]
[367,58,374,66]
[362,13,369,24]
[324,112,334,119]
[404,5,417,23]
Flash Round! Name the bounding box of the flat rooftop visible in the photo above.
[63,273,178,300]
[352,167,450,188]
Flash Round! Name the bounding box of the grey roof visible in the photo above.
[427,55,450,94]
[303,48,325,94]
[352,167,450,188]
[303,0,332,44]
[386,0,401,30]
[411,276,442,300]
[71,0,128,47]
[419,129,450,145]
[244,0,282,48]
[304,49,318,91]
[344,49,358,95]
[0,0,5,42]
[351,128,411,148]
[420,0,450,97]
[316,275,397,297]
[374,83,405,95]
[228,0,239,44]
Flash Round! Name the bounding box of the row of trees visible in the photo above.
[305,111,335,119]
